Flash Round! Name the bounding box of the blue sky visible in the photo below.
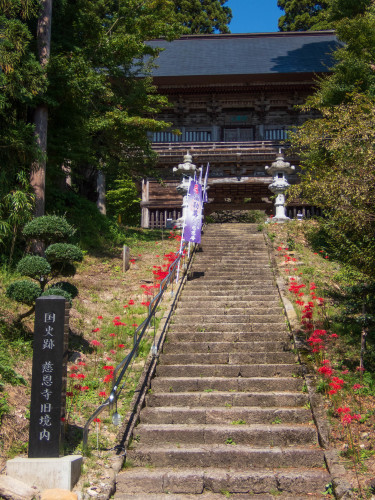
[226,0,281,33]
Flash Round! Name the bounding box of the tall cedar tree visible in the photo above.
[287,0,375,276]
[277,0,331,31]
[0,0,45,199]
[173,0,232,34]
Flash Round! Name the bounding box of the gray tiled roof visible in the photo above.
[147,32,339,77]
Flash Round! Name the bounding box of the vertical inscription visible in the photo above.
[28,296,69,458]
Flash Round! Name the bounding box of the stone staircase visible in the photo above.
[115,224,330,498]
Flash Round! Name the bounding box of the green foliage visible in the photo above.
[277,0,331,31]
[6,279,41,305]
[45,188,115,249]
[288,93,375,278]
[52,281,79,299]
[106,178,141,226]
[305,1,375,106]
[173,0,232,34]
[50,261,77,278]
[6,215,81,310]
[23,215,75,245]
[45,243,83,264]
[0,394,10,422]
[16,255,51,279]
[41,287,72,305]
[0,1,45,199]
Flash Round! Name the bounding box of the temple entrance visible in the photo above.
[204,181,273,216]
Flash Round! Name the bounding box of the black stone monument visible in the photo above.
[28,296,69,458]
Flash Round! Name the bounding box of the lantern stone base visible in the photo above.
[6,455,82,491]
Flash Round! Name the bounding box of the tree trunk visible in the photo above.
[97,170,107,215]
[30,0,53,217]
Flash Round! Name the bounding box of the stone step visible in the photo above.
[159,352,295,365]
[181,292,280,299]
[176,300,281,308]
[171,316,286,325]
[140,406,312,425]
[167,324,289,333]
[175,306,284,315]
[115,468,329,497]
[184,286,278,293]
[186,279,275,285]
[155,364,302,378]
[165,331,290,342]
[162,341,291,354]
[146,391,308,408]
[134,423,318,447]
[127,444,325,469]
[151,377,303,393]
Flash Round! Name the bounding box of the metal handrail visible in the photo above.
[82,242,196,453]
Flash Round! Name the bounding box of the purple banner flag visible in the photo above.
[183,181,203,244]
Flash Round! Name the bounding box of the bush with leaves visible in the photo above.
[6,215,82,319]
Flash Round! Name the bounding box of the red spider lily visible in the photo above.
[77,374,86,379]
[312,346,324,352]
[103,373,113,383]
[97,315,103,320]
[322,359,331,365]
[118,344,125,349]
[141,301,150,307]
[123,305,128,308]
[277,246,282,251]
[318,366,333,377]
[302,311,313,319]
[77,361,86,367]
[70,365,79,371]
[92,328,100,333]
[295,300,305,306]
[110,349,116,354]
[342,369,349,375]
[114,316,120,320]
[61,417,66,422]
[341,413,361,425]
[80,386,89,391]
[109,333,116,338]
[356,366,365,372]
[337,407,351,414]
[99,391,107,397]
[128,299,135,305]
[329,382,343,391]
[353,384,363,391]
[69,373,77,379]
[328,389,337,395]
[93,418,101,423]
[103,365,114,371]
[130,259,136,264]
[90,340,102,347]
[331,333,338,339]
[332,377,344,385]
[325,256,329,259]
[132,323,138,328]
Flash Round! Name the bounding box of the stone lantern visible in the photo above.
[173,151,198,227]
[265,149,295,222]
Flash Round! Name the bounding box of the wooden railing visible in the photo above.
[152,140,287,157]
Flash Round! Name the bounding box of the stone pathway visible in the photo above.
[114,224,331,498]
